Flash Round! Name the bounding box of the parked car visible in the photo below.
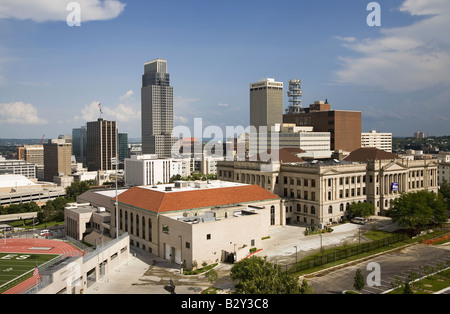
[40,229,52,236]
[350,217,367,225]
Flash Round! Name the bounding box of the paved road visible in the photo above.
[307,244,450,294]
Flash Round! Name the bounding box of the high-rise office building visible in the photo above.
[43,139,72,182]
[141,58,177,157]
[86,118,117,171]
[250,78,284,131]
[72,126,87,165]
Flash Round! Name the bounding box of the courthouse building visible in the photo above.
[217,147,439,226]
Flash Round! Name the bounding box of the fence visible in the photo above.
[286,233,408,274]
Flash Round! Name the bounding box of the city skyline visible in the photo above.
[0,0,449,139]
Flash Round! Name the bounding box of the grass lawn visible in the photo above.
[0,252,59,293]
[388,268,450,294]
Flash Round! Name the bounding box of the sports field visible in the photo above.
[0,252,59,292]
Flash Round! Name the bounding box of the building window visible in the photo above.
[185,242,190,249]
[311,206,316,215]
[297,204,301,212]
[162,225,169,234]
[328,206,333,214]
[206,234,211,240]
[270,206,275,225]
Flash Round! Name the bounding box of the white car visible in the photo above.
[40,229,51,236]
[350,217,367,225]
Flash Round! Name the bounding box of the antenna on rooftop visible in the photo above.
[287,79,303,114]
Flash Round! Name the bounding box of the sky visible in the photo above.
[0,0,449,139]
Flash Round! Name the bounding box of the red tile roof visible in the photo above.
[344,147,398,162]
[116,184,280,214]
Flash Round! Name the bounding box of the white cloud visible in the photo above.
[335,0,450,92]
[74,101,140,123]
[0,0,126,23]
[334,36,357,43]
[218,103,229,107]
[0,101,48,125]
[119,90,134,100]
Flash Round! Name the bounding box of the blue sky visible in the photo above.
[0,0,449,139]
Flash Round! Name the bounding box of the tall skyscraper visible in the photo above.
[250,78,284,131]
[86,118,117,171]
[141,58,177,157]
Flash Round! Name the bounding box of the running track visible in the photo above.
[1,238,84,294]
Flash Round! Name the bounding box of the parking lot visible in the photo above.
[307,244,450,294]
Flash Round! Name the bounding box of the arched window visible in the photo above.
[311,206,316,215]
[340,203,344,212]
[328,205,333,214]
[296,204,301,212]
[125,211,128,232]
[304,205,308,213]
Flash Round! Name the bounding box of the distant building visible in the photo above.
[72,126,87,165]
[118,133,128,162]
[250,78,284,132]
[86,118,117,171]
[0,174,65,206]
[283,100,361,153]
[414,131,425,139]
[251,124,331,156]
[43,139,72,182]
[361,130,392,152]
[124,154,177,186]
[141,58,177,157]
[0,157,37,179]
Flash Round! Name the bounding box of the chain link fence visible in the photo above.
[286,233,409,274]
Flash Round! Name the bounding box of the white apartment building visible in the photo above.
[124,154,192,186]
[361,130,392,152]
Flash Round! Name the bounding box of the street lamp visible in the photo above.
[294,245,298,265]
[111,157,118,239]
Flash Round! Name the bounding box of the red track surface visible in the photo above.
[1,238,84,294]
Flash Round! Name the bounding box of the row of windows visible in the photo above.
[119,210,153,242]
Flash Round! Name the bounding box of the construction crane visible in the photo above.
[40,134,45,145]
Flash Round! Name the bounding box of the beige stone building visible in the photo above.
[110,180,281,270]
[217,147,439,226]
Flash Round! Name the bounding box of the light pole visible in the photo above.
[294,245,298,265]
[111,157,119,239]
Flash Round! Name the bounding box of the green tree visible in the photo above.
[439,180,450,211]
[348,202,375,218]
[230,256,312,294]
[65,180,91,202]
[353,269,365,291]
[389,190,447,231]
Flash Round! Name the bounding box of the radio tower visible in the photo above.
[286,79,303,114]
